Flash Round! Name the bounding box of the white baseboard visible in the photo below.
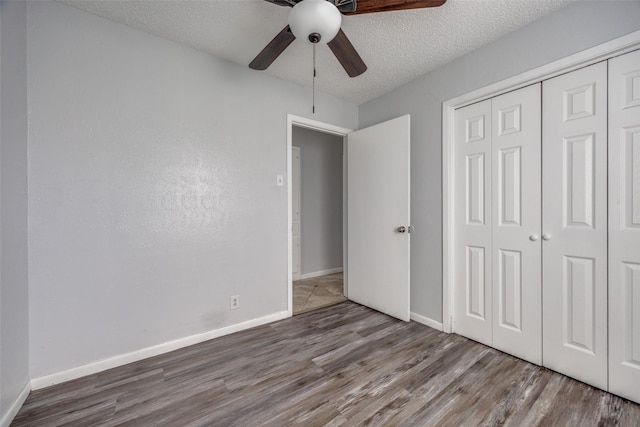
[0,382,30,427]
[410,312,444,332]
[300,267,343,280]
[30,310,289,390]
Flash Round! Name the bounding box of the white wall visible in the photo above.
[0,0,30,424]
[292,127,343,275]
[359,1,640,322]
[27,1,357,381]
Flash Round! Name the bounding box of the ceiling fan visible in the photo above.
[249,0,447,77]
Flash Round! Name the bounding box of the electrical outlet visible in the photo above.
[230,295,240,310]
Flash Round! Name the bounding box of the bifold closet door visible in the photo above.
[454,99,493,347]
[491,84,542,365]
[454,85,542,363]
[609,48,640,404]
[542,61,608,390]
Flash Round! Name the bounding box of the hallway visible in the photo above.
[293,272,346,315]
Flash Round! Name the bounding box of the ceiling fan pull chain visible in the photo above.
[312,43,316,114]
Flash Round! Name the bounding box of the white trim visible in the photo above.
[442,100,455,334]
[287,114,352,317]
[442,30,640,336]
[288,115,353,136]
[446,30,640,111]
[30,310,288,390]
[300,267,344,280]
[343,132,349,297]
[410,312,444,332]
[0,382,30,427]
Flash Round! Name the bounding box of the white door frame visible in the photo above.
[287,114,353,317]
[442,30,640,333]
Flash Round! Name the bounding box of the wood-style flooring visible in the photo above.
[12,302,640,426]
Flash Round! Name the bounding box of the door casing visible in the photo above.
[287,115,352,317]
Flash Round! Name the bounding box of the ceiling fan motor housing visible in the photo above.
[288,0,342,44]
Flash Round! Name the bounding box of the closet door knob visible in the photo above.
[542,233,551,241]
[529,234,539,241]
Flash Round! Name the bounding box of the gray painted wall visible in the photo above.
[293,127,343,275]
[0,0,30,422]
[27,1,357,380]
[359,1,640,322]
[14,0,640,397]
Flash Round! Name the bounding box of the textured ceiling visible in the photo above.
[59,0,580,105]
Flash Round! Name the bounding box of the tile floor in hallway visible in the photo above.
[293,272,347,315]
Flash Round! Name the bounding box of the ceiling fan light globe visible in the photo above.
[288,0,342,45]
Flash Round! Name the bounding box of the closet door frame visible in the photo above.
[443,30,640,334]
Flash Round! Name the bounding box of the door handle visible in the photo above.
[397,226,413,234]
[542,233,552,241]
[529,234,539,241]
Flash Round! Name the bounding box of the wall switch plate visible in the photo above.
[230,295,240,310]
[276,175,284,187]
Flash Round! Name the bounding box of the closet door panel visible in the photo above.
[491,84,542,365]
[454,100,493,346]
[542,61,608,390]
[609,48,640,404]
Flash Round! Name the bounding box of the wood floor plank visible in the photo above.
[12,301,640,426]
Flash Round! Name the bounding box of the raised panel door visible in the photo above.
[542,61,608,390]
[454,100,493,346]
[609,48,640,404]
[491,84,542,365]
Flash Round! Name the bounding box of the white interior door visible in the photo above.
[542,61,608,390]
[608,48,640,404]
[347,115,410,321]
[292,146,301,280]
[491,84,542,365]
[453,99,493,346]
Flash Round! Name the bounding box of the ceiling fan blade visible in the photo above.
[344,0,446,15]
[249,26,296,70]
[328,29,367,77]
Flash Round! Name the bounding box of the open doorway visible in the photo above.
[287,115,411,321]
[286,115,352,317]
[292,126,346,315]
